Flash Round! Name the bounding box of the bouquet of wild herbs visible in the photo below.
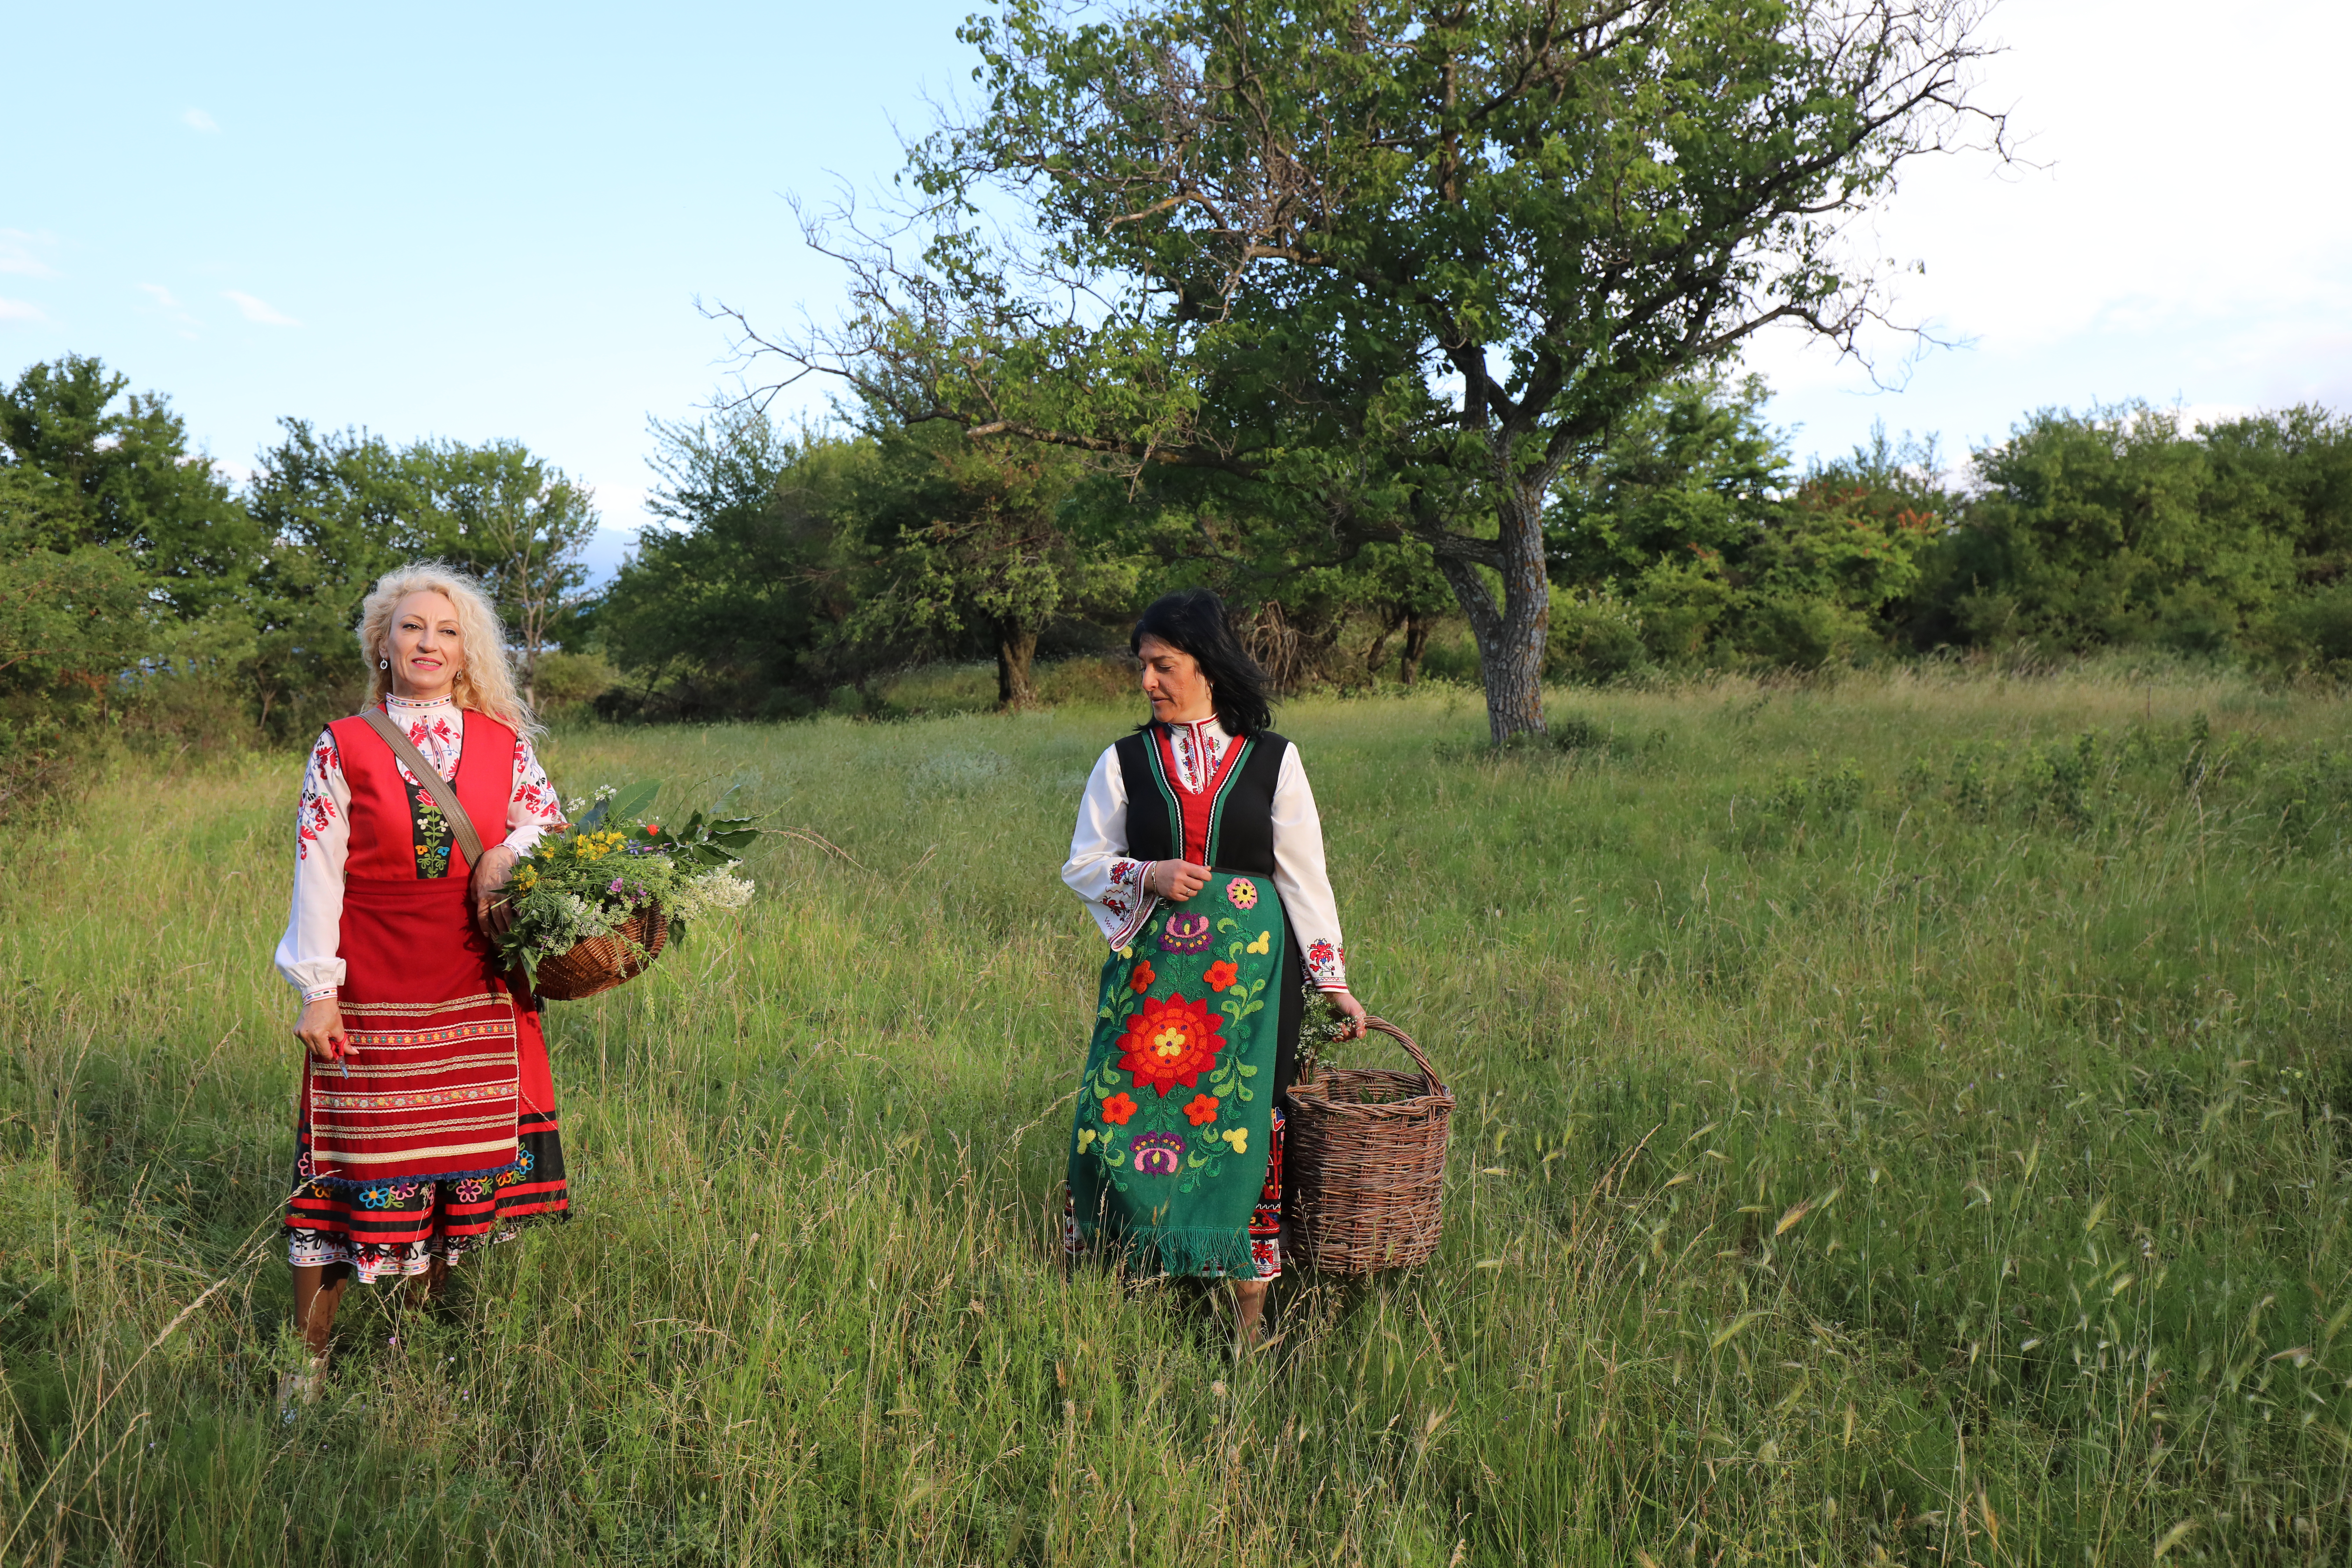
[493,782,758,994]
[1295,982,1360,1084]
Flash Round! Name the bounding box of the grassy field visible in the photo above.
[4,666,2350,1565]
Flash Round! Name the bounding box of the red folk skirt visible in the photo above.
[286,876,567,1283]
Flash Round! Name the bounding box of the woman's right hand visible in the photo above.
[294,997,352,1064]
[1146,860,1211,902]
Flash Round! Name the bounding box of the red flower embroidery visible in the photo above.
[1099,1092,1139,1125]
[1116,994,1226,1096]
[1203,960,1239,993]
[1128,960,1156,994]
[1184,1093,1220,1126]
[295,735,344,861]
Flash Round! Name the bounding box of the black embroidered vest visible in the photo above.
[1114,723,1308,1098]
[1112,727,1290,873]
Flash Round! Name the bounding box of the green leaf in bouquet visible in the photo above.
[574,787,620,833]
[605,781,662,825]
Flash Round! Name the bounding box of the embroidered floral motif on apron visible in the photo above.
[1064,869,1290,1278]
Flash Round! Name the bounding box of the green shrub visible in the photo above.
[2257,580,2352,670]
[1732,592,1872,669]
[1544,589,1649,682]
[1631,554,1734,664]
[531,650,618,715]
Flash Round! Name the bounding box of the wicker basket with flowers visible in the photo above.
[493,782,759,1001]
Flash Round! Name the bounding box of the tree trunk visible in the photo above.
[1431,483,1549,741]
[996,619,1040,709]
[1400,614,1432,686]
[1364,607,1402,680]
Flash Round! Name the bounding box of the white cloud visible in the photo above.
[183,108,218,132]
[0,296,48,323]
[1744,0,2352,461]
[223,289,299,326]
[0,229,59,279]
[138,282,203,338]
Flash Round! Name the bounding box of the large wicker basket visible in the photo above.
[1283,1017,1453,1274]
[528,909,668,1002]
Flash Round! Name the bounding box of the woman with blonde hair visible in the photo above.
[274,562,567,1397]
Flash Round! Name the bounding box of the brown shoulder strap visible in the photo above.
[360,707,488,871]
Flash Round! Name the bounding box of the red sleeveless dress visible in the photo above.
[285,710,568,1282]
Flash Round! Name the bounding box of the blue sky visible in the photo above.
[6,1,2347,580]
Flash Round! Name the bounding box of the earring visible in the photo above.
[379,658,391,670]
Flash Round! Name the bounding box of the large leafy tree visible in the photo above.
[0,355,253,803]
[0,488,152,718]
[846,422,1138,707]
[595,411,869,715]
[1551,379,1940,666]
[243,420,433,732]
[0,354,252,619]
[244,424,598,723]
[1923,406,2318,654]
[736,0,2003,737]
[419,440,599,706]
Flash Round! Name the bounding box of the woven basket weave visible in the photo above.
[529,909,668,1002]
[1282,1017,1452,1274]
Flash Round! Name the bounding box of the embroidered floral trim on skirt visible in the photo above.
[287,1108,568,1283]
[1065,1106,1286,1279]
[286,865,572,1284]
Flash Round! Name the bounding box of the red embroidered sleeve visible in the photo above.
[295,734,343,862]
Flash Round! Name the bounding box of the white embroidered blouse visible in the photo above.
[1062,716,1350,991]
[274,694,564,1002]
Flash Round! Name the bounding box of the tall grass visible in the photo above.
[2,667,2348,1564]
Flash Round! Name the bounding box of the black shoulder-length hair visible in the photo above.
[1130,589,1274,735]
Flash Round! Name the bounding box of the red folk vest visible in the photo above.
[326,709,516,880]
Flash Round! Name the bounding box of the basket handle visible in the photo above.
[1360,1016,1448,1100]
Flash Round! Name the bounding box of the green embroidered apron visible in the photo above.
[1065,869,1289,1277]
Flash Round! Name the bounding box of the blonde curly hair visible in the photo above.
[354,562,539,736]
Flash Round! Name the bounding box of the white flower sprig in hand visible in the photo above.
[1294,982,1364,1085]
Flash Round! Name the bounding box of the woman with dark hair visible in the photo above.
[1060,588,1365,1346]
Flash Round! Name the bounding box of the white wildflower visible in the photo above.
[667,867,754,925]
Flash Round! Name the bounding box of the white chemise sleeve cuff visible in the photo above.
[1062,744,1159,948]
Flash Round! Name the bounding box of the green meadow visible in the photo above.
[4,666,2350,1565]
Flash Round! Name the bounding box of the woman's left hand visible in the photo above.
[471,845,520,935]
[1327,989,1368,1040]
